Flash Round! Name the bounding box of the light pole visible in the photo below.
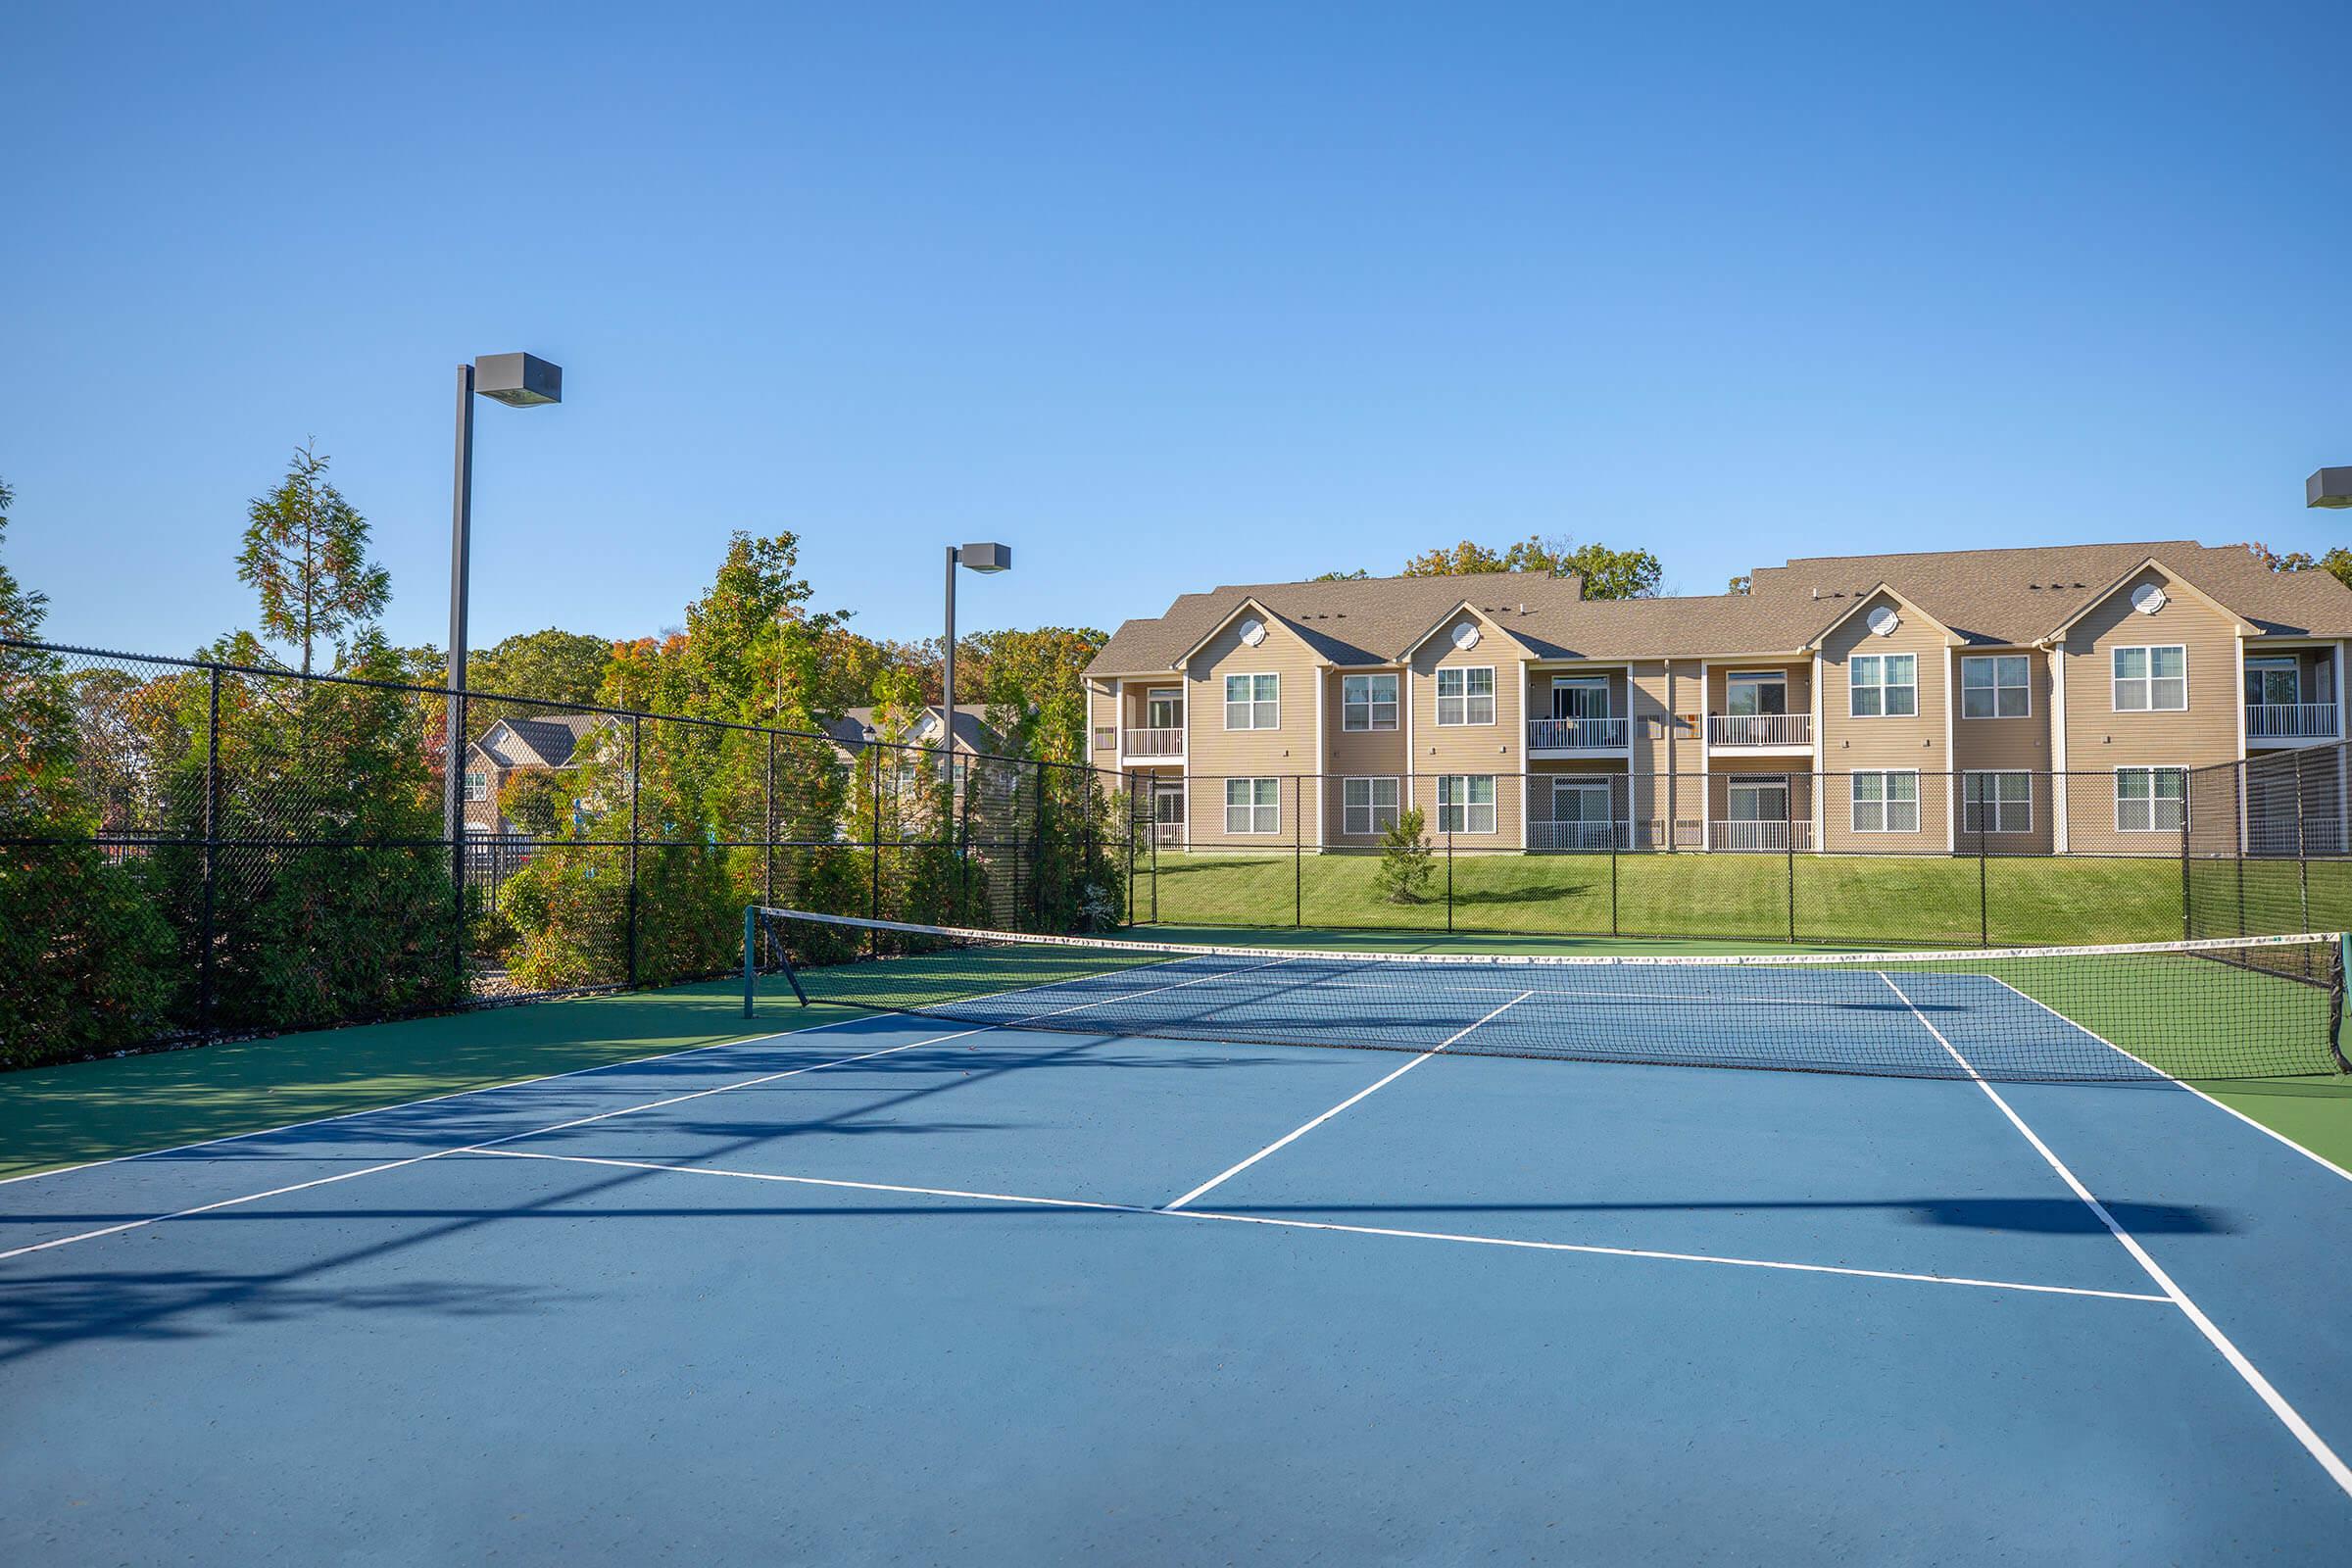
[446,352,564,876]
[942,543,1012,787]
[2310,468,2352,510]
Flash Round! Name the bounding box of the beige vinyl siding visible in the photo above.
[2059,566,2239,855]
[1630,659,1700,849]
[1408,620,1525,846]
[1817,591,1948,854]
[1088,683,1118,757]
[1185,615,1321,850]
[1323,666,1409,846]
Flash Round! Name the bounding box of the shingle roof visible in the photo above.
[476,713,609,769]
[1746,541,2352,644]
[1085,542,2352,675]
[818,706,1002,754]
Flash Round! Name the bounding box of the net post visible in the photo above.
[743,905,758,1018]
[2333,933,2352,1075]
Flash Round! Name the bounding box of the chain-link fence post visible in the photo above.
[1294,774,1303,928]
[626,711,641,987]
[200,665,221,1037]
[763,730,776,911]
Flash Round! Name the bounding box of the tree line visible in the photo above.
[0,451,1122,1068]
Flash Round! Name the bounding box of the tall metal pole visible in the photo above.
[443,362,475,881]
[941,545,957,793]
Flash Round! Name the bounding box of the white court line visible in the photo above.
[1878,971,2352,1503]
[0,953,1303,1264]
[469,1146,2169,1304]
[1161,991,1537,1212]
[1981,974,2352,1188]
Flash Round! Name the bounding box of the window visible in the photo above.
[1342,673,1399,731]
[1847,654,1917,717]
[1725,670,1787,716]
[2244,659,2300,707]
[1092,726,1114,751]
[2112,646,2186,711]
[1961,656,2030,719]
[1551,677,1611,720]
[1963,771,2033,834]
[1727,776,1788,822]
[1342,776,1400,835]
[1224,673,1278,730]
[1145,688,1184,729]
[1436,774,1497,834]
[1225,777,1280,834]
[464,770,489,803]
[1435,666,1496,726]
[1552,778,1613,822]
[1851,770,1920,833]
[2115,767,2185,832]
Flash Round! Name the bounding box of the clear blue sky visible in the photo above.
[5,2,2347,660]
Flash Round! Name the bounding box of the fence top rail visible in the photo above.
[1,635,1116,779]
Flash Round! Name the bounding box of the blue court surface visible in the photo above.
[6,969,2352,1563]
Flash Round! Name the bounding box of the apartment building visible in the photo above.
[1083,541,2352,855]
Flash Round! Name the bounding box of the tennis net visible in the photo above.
[743,907,2352,1083]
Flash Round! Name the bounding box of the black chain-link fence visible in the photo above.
[1125,751,2352,952]
[1,638,1130,1069]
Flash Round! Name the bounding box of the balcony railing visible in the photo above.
[1709,713,1812,748]
[1122,727,1185,758]
[1526,716,1630,751]
[2245,703,2338,741]
[1529,819,1625,851]
[1709,819,1814,853]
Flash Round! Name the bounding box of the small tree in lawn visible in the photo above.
[236,444,390,674]
[1373,806,1436,905]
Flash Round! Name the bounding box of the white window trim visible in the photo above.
[1223,672,1280,731]
[1550,675,1613,718]
[1435,665,1497,727]
[1849,769,1921,833]
[1224,776,1281,834]
[1961,770,2034,834]
[2111,645,2187,713]
[1724,668,1788,716]
[2113,765,2187,833]
[1435,773,1499,834]
[464,770,490,804]
[1846,654,1919,718]
[1959,655,2032,720]
[1341,775,1401,835]
[1341,672,1400,732]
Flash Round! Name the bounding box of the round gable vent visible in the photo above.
[1451,621,1482,652]
[2131,583,2168,615]
[1238,616,1268,647]
[1865,605,1899,637]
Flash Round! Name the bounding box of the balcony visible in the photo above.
[2246,703,2338,743]
[1121,727,1185,759]
[1529,819,1626,851]
[1709,819,1814,853]
[1709,713,1812,749]
[1527,716,1629,752]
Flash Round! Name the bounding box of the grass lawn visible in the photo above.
[1133,850,2194,948]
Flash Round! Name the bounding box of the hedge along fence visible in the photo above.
[0,638,1132,1070]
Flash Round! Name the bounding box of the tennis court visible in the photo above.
[6,914,2352,1563]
